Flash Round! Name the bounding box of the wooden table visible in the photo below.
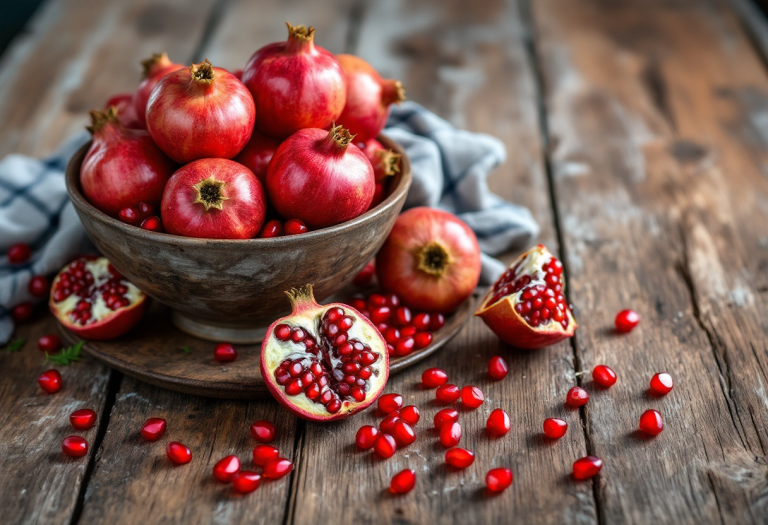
[2,0,767,523]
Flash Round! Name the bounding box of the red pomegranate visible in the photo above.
[261,285,389,421]
[266,125,374,229]
[105,93,142,129]
[133,52,184,128]
[336,55,405,143]
[376,208,481,313]
[161,159,266,239]
[50,257,146,340]
[241,23,346,139]
[475,245,577,349]
[233,128,280,184]
[81,107,175,217]
[145,59,255,163]
[360,139,401,182]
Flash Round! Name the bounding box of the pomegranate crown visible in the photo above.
[140,51,171,78]
[375,149,401,177]
[284,284,318,311]
[190,59,215,85]
[385,80,407,106]
[86,106,121,134]
[327,123,355,148]
[286,22,315,42]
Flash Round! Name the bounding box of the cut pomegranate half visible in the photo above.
[475,244,577,349]
[261,285,389,421]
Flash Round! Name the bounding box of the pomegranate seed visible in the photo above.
[141,418,167,441]
[384,327,401,344]
[167,442,192,464]
[368,293,387,309]
[639,409,664,436]
[390,469,416,494]
[400,325,417,337]
[352,261,376,287]
[213,455,241,482]
[12,302,34,322]
[8,243,31,264]
[380,413,400,434]
[349,296,367,311]
[250,420,276,442]
[414,332,432,349]
[118,207,140,225]
[355,425,379,449]
[253,444,280,466]
[373,433,397,458]
[370,306,391,324]
[260,219,283,238]
[138,202,155,217]
[592,365,617,387]
[543,418,568,439]
[213,342,237,363]
[393,420,416,446]
[70,408,97,430]
[28,275,49,298]
[461,386,485,408]
[436,384,460,404]
[399,405,420,425]
[421,368,448,388]
[395,336,415,356]
[378,393,403,414]
[487,409,510,436]
[650,372,673,395]
[62,436,88,458]
[440,421,462,447]
[486,468,513,492]
[395,306,412,326]
[573,456,602,480]
[284,219,308,235]
[140,216,163,232]
[429,313,446,331]
[434,408,459,429]
[615,309,640,332]
[445,447,475,469]
[383,293,400,308]
[413,312,431,331]
[487,356,509,380]
[566,386,589,407]
[232,471,261,493]
[38,370,62,393]
[38,334,62,353]
[274,324,291,341]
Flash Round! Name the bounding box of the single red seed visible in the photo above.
[487,409,510,436]
[167,442,192,464]
[367,293,387,309]
[639,409,664,436]
[253,444,280,466]
[393,420,416,446]
[383,327,401,345]
[543,418,568,439]
[413,312,431,331]
[378,393,403,414]
[141,418,167,441]
[370,305,391,324]
[615,309,640,332]
[70,409,97,430]
[140,216,163,232]
[395,306,412,326]
[649,372,673,395]
[379,413,401,434]
[284,219,308,235]
[8,243,31,264]
[573,456,602,480]
[274,324,291,341]
[260,219,283,238]
[566,386,589,407]
[250,420,276,442]
[461,386,485,409]
[138,202,156,218]
[213,455,241,482]
[487,356,509,380]
[399,405,420,426]
[413,332,432,349]
[12,302,34,322]
[38,334,62,353]
[28,275,49,298]
[592,365,617,387]
[395,336,415,356]
[399,325,417,337]
[355,425,379,450]
[436,384,461,404]
[213,342,237,363]
[232,471,261,493]
[390,469,416,494]
[486,468,513,492]
[38,369,62,393]
[118,207,140,225]
[433,408,459,429]
[429,313,446,331]
[62,436,88,458]
[421,368,448,388]
[440,422,462,447]
[445,447,475,469]
[373,433,397,458]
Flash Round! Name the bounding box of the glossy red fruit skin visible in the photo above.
[573,456,602,480]
[81,108,175,217]
[440,422,462,447]
[62,436,88,458]
[263,457,293,479]
[12,302,34,322]
[390,469,416,494]
[488,356,509,380]
[242,23,346,139]
[141,418,166,441]
[266,127,374,229]
[232,471,261,493]
[378,393,403,414]
[214,342,237,363]
[213,455,241,482]
[284,219,308,235]
[393,420,416,446]
[461,386,485,409]
[377,207,481,313]
[487,409,510,436]
[434,408,459,430]
[436,384,461,404]
[639,409,664,436]
[250,420,276,442]
[38,334,62,353]
[38,370,62,393]
[422,368,448,388]
[592,365,617,387]
[70,409,97,430]
[167,442,192,465]
[543,418,567,439]
[373,433,397,458]
[146,60,255,163]
[486,468,513,492]
[650,373,673,395]
[105,93,143,129]
[399,405,420,426]
[615,309,640,332]
[8,243,31,264]
[133,52,184,128]
[355,425,379,450]
[161,159,266,239]
[566,386,589,407]
[253,444,280,466]
[233,129,280,184]
[260,219,283,238]
[446,447,475,469]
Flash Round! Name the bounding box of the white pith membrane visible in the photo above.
[51,258,143,326]
[263,294,388,417]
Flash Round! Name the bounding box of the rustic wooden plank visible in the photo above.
[290,1,597,524]
[530,0,768,522]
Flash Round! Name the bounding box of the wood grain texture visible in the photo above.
[530,0,768,522]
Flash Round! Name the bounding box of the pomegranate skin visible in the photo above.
[336,55,405,143]
[376,208,481,313]
[161,159,266,239]
[81,108,175,217]
[105,93,143,129]
[233,128,280,184]
[242,23,346,139]
[133,52,184,128]
[146,60,255,163]
[266,127,374,229]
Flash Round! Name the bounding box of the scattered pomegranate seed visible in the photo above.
[373,433,397,458]
[28,275,50,298]
[592,365,617,387]
[12,302,34,322]
[213,342,237,363]
[213,455,241,482]
[38,370,62,393]
[390,469,416,494]
[395,336,415,356]
[368,293,387,309]
[250,420,276,442]
[399,405,420,426]
[166,441,192,464]
[38,334,62,353]
[383,327,401,345]
[260,219,283,238]
[140,216,163,232]
[487,409,510,436]
[355,425,379,450]
[421,368,448,388]
[461,386,484,408]
[141,418,167,441]
[487,356,509,380]
[573,456,602,480]
[385,293,400,308]
[486,468,513,492]
[62,436,88,458]
[118,207,140,225]
[352,261,376,287]
[649,372,673,395]
[639,409,664,436]
[378,393,403,414]
[400,325,417,337]
[284,219,308,235]
[434,408,459,429]
[615,309,640,332]
[232,471,261,493]
[429,313,446,331]
[436,384,461,404]
[395,306,412,326]
[379,413,400,434]
[70,409,97,430]
[138,202,156,217]
[440,421,462,447]
[8,243,31,264]
[393,420,416,446]
[413,332,432,349]
[413,312,430,331]
[445,447,475,469]
[566,386,589,407]
[349,295,367,311]
[370,305,391,324]
[543,418,568,439]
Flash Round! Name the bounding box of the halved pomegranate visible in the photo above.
[475,245,576,349]
[261,285,389,421]
[49,257,147,340]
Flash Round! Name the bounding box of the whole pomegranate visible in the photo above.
[266,125,374,229]
[145,59,255,163]
[475,244,577,349]
[233,128,280,184]
[133,52,184,128]
[336,55,405,143]
[261,285,389,421]
[50,257,146,340]
[242,23,346,139]
[105,93,142,129]
[360,139,401,182]
[376,208,481,313]
[161,159,266,239]
[81,107,175,217]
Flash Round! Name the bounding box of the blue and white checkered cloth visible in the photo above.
[0,102,538,344]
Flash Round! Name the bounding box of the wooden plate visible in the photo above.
[59,298,474,400]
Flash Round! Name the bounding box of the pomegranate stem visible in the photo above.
[284,284,317,311]
[285,22,315,53]
[323,124,355,154]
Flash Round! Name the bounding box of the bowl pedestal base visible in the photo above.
[171,310,270,344]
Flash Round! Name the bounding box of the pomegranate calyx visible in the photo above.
[382,79,407,106]
[324,124,355,152]
[285,22,316,51]
[191,175,230,211]
[415,241,453,277]
[375,149,401,177]
[190,59,215,86]
[86,107,121,135]
[141,51,173,78]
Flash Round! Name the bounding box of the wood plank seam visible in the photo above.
[189,0,233,63]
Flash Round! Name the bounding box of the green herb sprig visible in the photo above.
[45,340,84,366]
[5,338,25,353]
